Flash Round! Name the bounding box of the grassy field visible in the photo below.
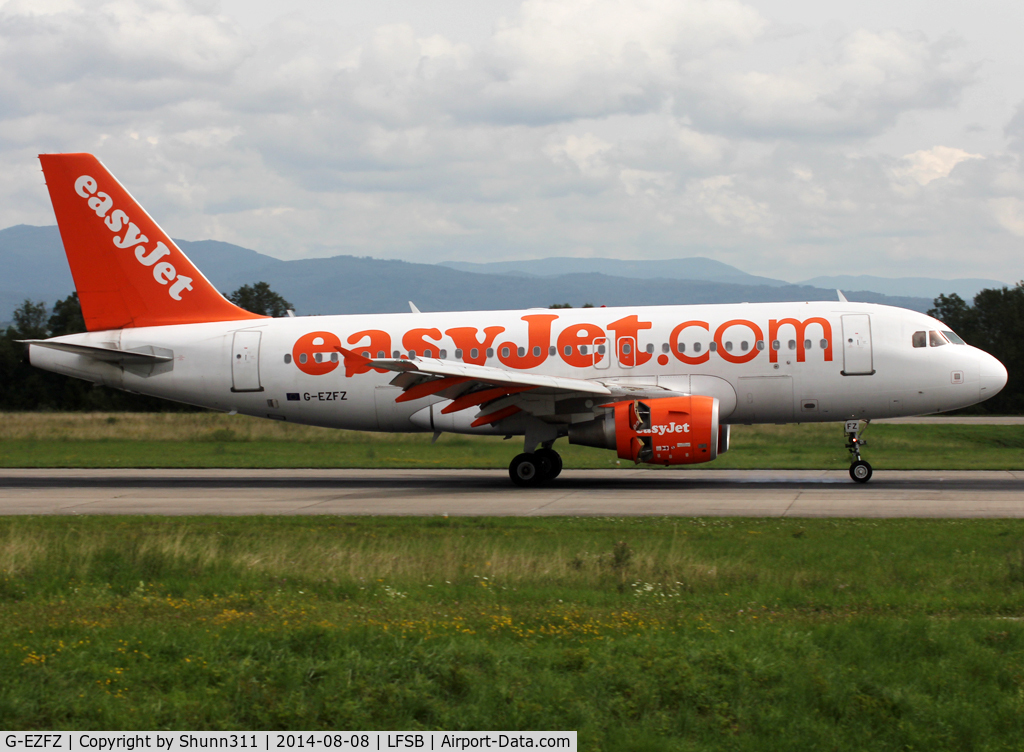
[1,515,1024,747]
[0,412,1022,469]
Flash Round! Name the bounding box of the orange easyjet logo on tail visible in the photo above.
[73,175,194,301]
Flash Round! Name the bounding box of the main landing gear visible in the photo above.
[845,420,872,484]
[509,446,563,487]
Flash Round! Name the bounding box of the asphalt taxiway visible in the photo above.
[0,469,1023,517]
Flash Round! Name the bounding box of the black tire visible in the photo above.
[534,448,563,480]
[850,460,873,484]
[509,453,551,487]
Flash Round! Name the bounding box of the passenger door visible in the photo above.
[231,330,263,392]
[841,314,874,375]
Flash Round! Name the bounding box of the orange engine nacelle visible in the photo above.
[568,395,726,466]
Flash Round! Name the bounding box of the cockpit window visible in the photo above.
[942,330,966,345]
[929,330,948,347]
[912,331,926,348]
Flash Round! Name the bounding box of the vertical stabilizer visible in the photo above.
[39,153,266,331]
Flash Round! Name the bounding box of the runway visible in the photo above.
[1,468,1023,517]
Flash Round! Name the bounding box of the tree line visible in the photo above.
[1,282,1020,413]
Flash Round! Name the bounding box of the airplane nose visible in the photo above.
[979,352,1008,400]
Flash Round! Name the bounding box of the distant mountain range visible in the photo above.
[798,274,1010,302]
[442,258,1009,302]
[439,257,787,287]
[1,224,1007,322]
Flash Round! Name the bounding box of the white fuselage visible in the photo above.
[29,300,1007,432]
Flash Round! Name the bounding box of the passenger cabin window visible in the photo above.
[549,346,556,356]
[820,339,828,350]
[392,350,400,358]
[756,340,765,350]
[724,341,733,352]
[377,351,386,358]
[533,346,541,357]
[439,349,447,359]
[943,330,966,345]
[693,342,701,352]
[709,342,717,352]
[804,339,811,350]
[772,340,780,350]
[299,353,307,364]
[284,354,292,364]
[517,347,525,357]
[486,348,494,358]
[501,347,510,358]
[646,343,654,353]
[455,349,463,359]
[662,343,670,353]
[912,331,927,348]
[471,348,479,359]
[740,341,748,352]
[929,330,947,347]
[332,353,339,362]
[788,340,796,351]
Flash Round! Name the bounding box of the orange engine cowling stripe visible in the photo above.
[470,405,521,428]
[440,385,535,414]
[396,376,471,403]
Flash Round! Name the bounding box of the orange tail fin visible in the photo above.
[39,153,266,331]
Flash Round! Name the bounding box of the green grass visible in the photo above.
[0,412,1021,469]
[2,516,1024,748]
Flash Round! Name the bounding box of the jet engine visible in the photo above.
[568,395,728,465]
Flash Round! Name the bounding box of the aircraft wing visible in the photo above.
[336,346,684,427]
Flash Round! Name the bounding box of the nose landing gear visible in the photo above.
[845,420,872,483]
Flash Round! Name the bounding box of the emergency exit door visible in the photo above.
[841,314,874,375]
[231,331,263,392]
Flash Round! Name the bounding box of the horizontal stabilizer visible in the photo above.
[20,340,173,365]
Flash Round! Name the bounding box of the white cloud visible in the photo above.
[620,168,673,197]
[684,175,773,235]
[685,30,973,138]
[892,145,983,187]
[546,133,613,178]
[0,0,1019,282]
[990,197,1024,237]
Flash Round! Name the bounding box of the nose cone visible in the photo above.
[979,352,1008,401]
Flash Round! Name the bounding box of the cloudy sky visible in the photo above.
[1,0,1022,283]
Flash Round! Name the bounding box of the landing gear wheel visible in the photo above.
[509,453,552,487]
[850,460,873,484]
[534,448,563,480]
[844,420,873,484]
